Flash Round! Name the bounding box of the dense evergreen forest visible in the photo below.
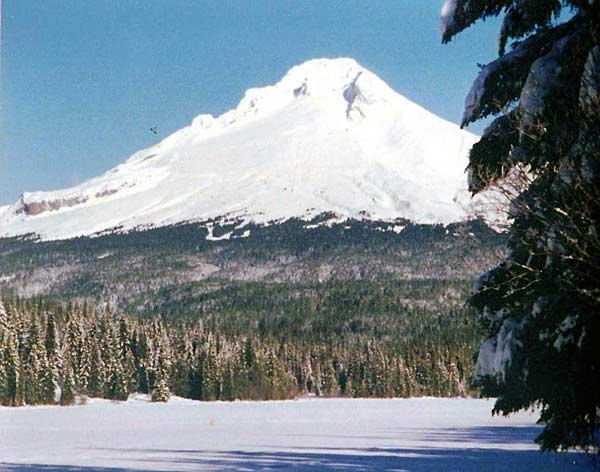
[0,217,503,314]
[0,280,482,405]
[0,218,503,406]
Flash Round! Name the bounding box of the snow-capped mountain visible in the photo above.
[0,58,481,240]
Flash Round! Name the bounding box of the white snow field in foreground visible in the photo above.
[0,397,593,471]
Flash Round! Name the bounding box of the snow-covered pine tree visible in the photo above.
[0,298,8,333]
[59,361,76,406]
[169,331,193,398]
[106,357,129,401]
[42,312,60,404]
[151,342,171,403]
[87,342,106,398]
[150,319,171,402]
[320,355,339,397]
[131,328,151,394]
[0,345,6,405]
[2,332,21,406]
[23,318,44,404]
[40,356,59,404]
[441,0,600,453]
[64,314,85,393]
[117,317,136,395]
[79,328,93,395]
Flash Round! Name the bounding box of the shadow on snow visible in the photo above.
[2,425,594,471]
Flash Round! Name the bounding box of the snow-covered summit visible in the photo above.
[0,57,481,240]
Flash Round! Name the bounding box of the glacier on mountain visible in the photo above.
[0,58,483,240]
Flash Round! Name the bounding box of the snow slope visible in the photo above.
[0,397,592,471]
[0,58,480,241]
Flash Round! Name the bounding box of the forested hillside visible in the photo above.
[0,217,505,404]
[0,216,503,314]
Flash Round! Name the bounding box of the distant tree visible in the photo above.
[151,321,171,402]
[60,361,76,406]
[442,0,600,453]
[64,315,85,393]
[106,349,129,401]
[117,317,136,394]
[0,299,8,332]
[23,319,44,404]
[0,291,483,405]
[151,348,171,402]
[2,332,20,406]
[87,343,106,398]
[42,312,60,404]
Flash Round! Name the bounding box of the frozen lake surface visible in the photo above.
[0,397,594,471]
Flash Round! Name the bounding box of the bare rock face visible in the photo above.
[95,189,118,198]
[16,195,89,216]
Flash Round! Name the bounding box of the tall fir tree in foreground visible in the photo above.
[441,0,600,453]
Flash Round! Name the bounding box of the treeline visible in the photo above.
[0,296,477,405]
[0,218,504,313]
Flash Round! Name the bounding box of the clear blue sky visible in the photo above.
[1,1,500,204]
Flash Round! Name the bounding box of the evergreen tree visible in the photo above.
[0,299,8,333]
[117,317,136,394]
[79,330,93,395]
[132,328,151,394]
[106,359,129,401]
[40,356,59,404]
[42,312,60,404]
[23,319,44,404]
[170,331,193,398]
[442,0,600,453]
[45,311,58,362]
[87,343,106,398]
[2,332,20,406]
[64,315,85,393]
[60,361,76,406]
[151,338,171,402]
[0,295,484,406]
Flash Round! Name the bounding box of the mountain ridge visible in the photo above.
[0,57,481,240]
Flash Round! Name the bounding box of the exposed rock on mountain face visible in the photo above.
[16,195,90,216]
[0,58,480,241]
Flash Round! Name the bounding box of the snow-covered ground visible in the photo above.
[0,397,593,471]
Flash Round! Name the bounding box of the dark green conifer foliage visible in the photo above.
[41,357,58,404]
[87,343,105,398]
[443,0,600,453]
[60,362,76,406]
[117,317,136,395]
[0,292,480,405]
[64,315,85,393]
[151,339,171,402]
[2,333,20,406]
[42,312,60,404]
[23,319,44,404]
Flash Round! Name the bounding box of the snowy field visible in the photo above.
[0,397,594,471]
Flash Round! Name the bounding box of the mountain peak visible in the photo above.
[220,58,392,126]
[0,58,482,240]
[279,57,369,93]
